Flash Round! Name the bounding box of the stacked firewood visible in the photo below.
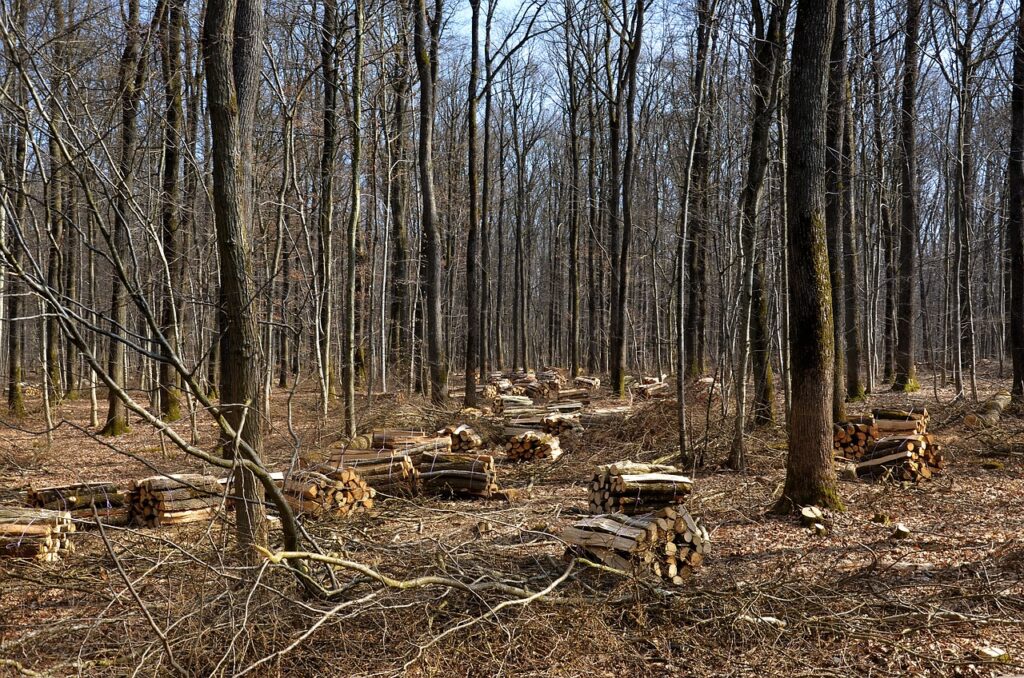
[832,416,880,459]
[493,394,534,415]
[589,462,693,515]
[131,474,223,527]
[833,408,943,482]
[369,430,452,466]
[561,506,709,585]
[630,378,671,401]
[325,448,419,497]
[0,508,75,562]
[854,434,945,482]
[27,481,131,527]
[542,413,582,436]
[419,450,499,497]
[282,468,375,517]
[574,376,600,390]
[441,424,484,453]
[873,407,929,435]
[505,431,562,462]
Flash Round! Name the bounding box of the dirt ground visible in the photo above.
[2,365,1024,677]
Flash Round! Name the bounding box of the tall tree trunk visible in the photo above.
[158,0,185,422]
[317,0,339,413]
[343,0,363,436]
[388,38,411,372]
[102,0,145,436]
[412,0,448,404]
[1009,1,1024,400]
[464,0,481,407]
[842,81,863,401]
[202,0,268,555]
[777,0,843,512]
[5,0,28,417]
[824,0,847,421]
[893,0,921,392]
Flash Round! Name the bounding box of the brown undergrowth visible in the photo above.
[1,366,1024,676]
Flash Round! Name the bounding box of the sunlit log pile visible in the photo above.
[0,508,75,562]
[589,462,693,514]
[561,506,709,585]
[419,450,500,498]
[27,481,130,527]
[130,474,223,527]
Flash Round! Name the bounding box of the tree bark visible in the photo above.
[777,0,843,512]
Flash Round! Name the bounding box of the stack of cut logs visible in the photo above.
[441,424,484,453]
[505,431,562,462]
[589,462,693,515]
[0,508,75,562]
[832,416,880,459]
[834,408,943,482]
[561,506,708,585]
[131,474,223,527]
[419,450,499,498]
[369,430,452,466]
[494,394,533,415]
[542,413,582,436]
[325,447,419,497]
[27,481,131,527]
[574,376,600,390]
[635,376,670,399]
[282,468,375,517]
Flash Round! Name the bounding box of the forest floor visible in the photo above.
[2,364,1024,677]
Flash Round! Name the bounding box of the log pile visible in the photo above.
[282,468,375,517]
[589,462,693,514]
[441,424,484,453]
[27,481,131,527]
[635,381,670,399]
[542,413,582,436]
[505,431,562,462]
[369,430,452,465]
[131,474,223,527]
[872,407,929,435]
[574,376,601,390]
[832,416,880,459]
[325,448,419,497]
[419,450,499,497]
[833,409,943,482]
[561,506,708,585]
[853,434,945,482]
[0,508,75,562]
[494,394,534,415]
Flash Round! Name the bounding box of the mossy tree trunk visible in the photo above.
[778,0,844,513]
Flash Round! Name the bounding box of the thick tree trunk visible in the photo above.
[464,0,481,407]
[202,0,268,555]
[777,0,843,513]
[5,0,28,418]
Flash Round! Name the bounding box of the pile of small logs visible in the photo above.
[366,430,452,466]
[494,394,534,415]
[441,424,484,453]
[282,468,375,517]
[325,448,419,497]
[542,413,582,436]
[561,506,708,585]
[854,434,945,482]
[832,416,880,459]
[27,481,131,527]
[131,474,223,527]
[574,376,601,390]
[873,407,929,435]
[635,381,670,399]
[419,450,499,497]
[589,462,693,514]
[505,431,562,462]
[0,508,75,562]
